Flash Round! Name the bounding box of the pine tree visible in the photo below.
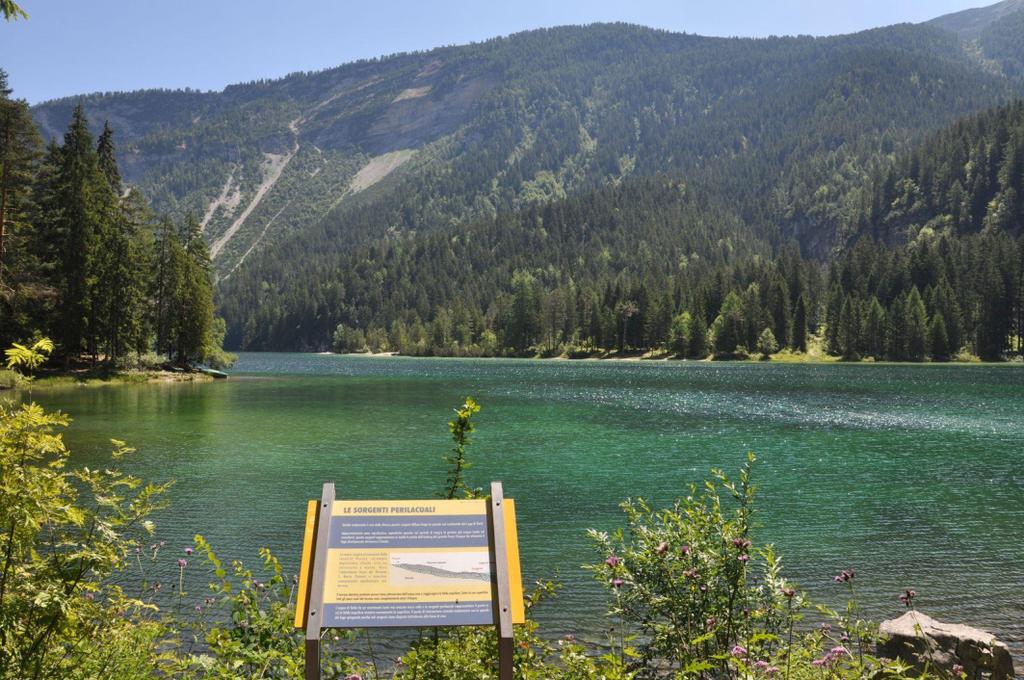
[95,121,121,194]
[90,123,126,363]
[152,216,183,357]
[928,313,951,361]
[792,295,808,352]
[757,327,779,360]
[974,251,1007,360]
[887,293,908,360]
[864,297,887,359]
[174,214,214,365]
[837,296,860,360]
[712,291,743,356]
[766,278,791,348]
[825,283,844,354]
[51,104,103,364]
[930,278,963,353]
[506,270,540,351]
[905,286,928,361]
[645,288,673,349]
[0,68,42,288]
[687,313,709,359]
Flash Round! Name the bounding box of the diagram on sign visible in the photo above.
[389,550,491,587]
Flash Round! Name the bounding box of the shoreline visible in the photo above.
[305,350,1019,365]
[0,369,216,392]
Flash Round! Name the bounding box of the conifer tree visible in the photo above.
[0,69,41,288]
[905,286,928,361]
[837,296,860,360]
[929,279,963,353]
[152,216,183,357]
[757,327,779,360]
[864,297,887,359]
[668,311,690,356]
[792,295,808,352]
[766,278,791,348]
[687,312,709,359]
[887,293,908,360]
[974,253,1007,360]
[712,292,743,356]
[95,121,121,193]
[174,214,214,365]
[51,105,103,364]
[928,312,951,361]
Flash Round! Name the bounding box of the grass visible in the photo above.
[1,368,214,392]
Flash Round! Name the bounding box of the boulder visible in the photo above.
[877,611,1015,680]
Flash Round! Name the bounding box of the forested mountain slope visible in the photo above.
[219,101,1024,358]
[24,8,1024,354]
[927,0,1024,39]
[30,19,1021,278]
[847,100,1024,243]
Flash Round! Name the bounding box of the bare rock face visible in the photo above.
[877,611,1015,680]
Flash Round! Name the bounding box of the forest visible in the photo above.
[9,17,1024,362]
[219,101,1024,361]
[0,70,231,368]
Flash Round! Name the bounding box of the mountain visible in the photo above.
[25,7,1024,351]
[927,0,1024,79]
[927,0,1024,39]
[216,101,1024,354]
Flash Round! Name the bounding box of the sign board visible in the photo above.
[296,482,524,680]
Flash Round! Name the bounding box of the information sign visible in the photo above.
[296,482,524,680]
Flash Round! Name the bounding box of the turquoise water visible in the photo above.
[26,354,1024,656]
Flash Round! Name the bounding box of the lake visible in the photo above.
[27,353,1024,658]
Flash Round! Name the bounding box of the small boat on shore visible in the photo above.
[193,364,229,379]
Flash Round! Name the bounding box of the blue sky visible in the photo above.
[0,0,993,104]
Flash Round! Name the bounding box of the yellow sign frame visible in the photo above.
[296,482,524,680]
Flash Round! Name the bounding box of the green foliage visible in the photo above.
[202,318,237,369]
[826,230,1021,361]
[588,453,783,673]
[668,312,692,356]
[1,88,231,368]
[180,536,363,679]
[0,398,170,679]
[587,455,935,680]
[0,0,26,21]
[4,337,52,375]
[443,397,480,500]
[758,327,780,360]
[331,324,366,354]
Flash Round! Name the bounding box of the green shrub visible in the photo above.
[0,369,21,390]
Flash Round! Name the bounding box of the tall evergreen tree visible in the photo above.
[792,295,808,352]
[51,104,104,363]
[152,216,183,356]
[0,69,41,288]
[928,312,951,360]
[837,296,860,360]
[174,214,214,365]
[95,121,122,194]
[864,297,887,359]
[905,287,928,361]
[687,312,709,359]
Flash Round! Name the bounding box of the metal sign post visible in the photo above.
[297,481,523,680]
[489,481,514,680]
[304,483,334,680]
